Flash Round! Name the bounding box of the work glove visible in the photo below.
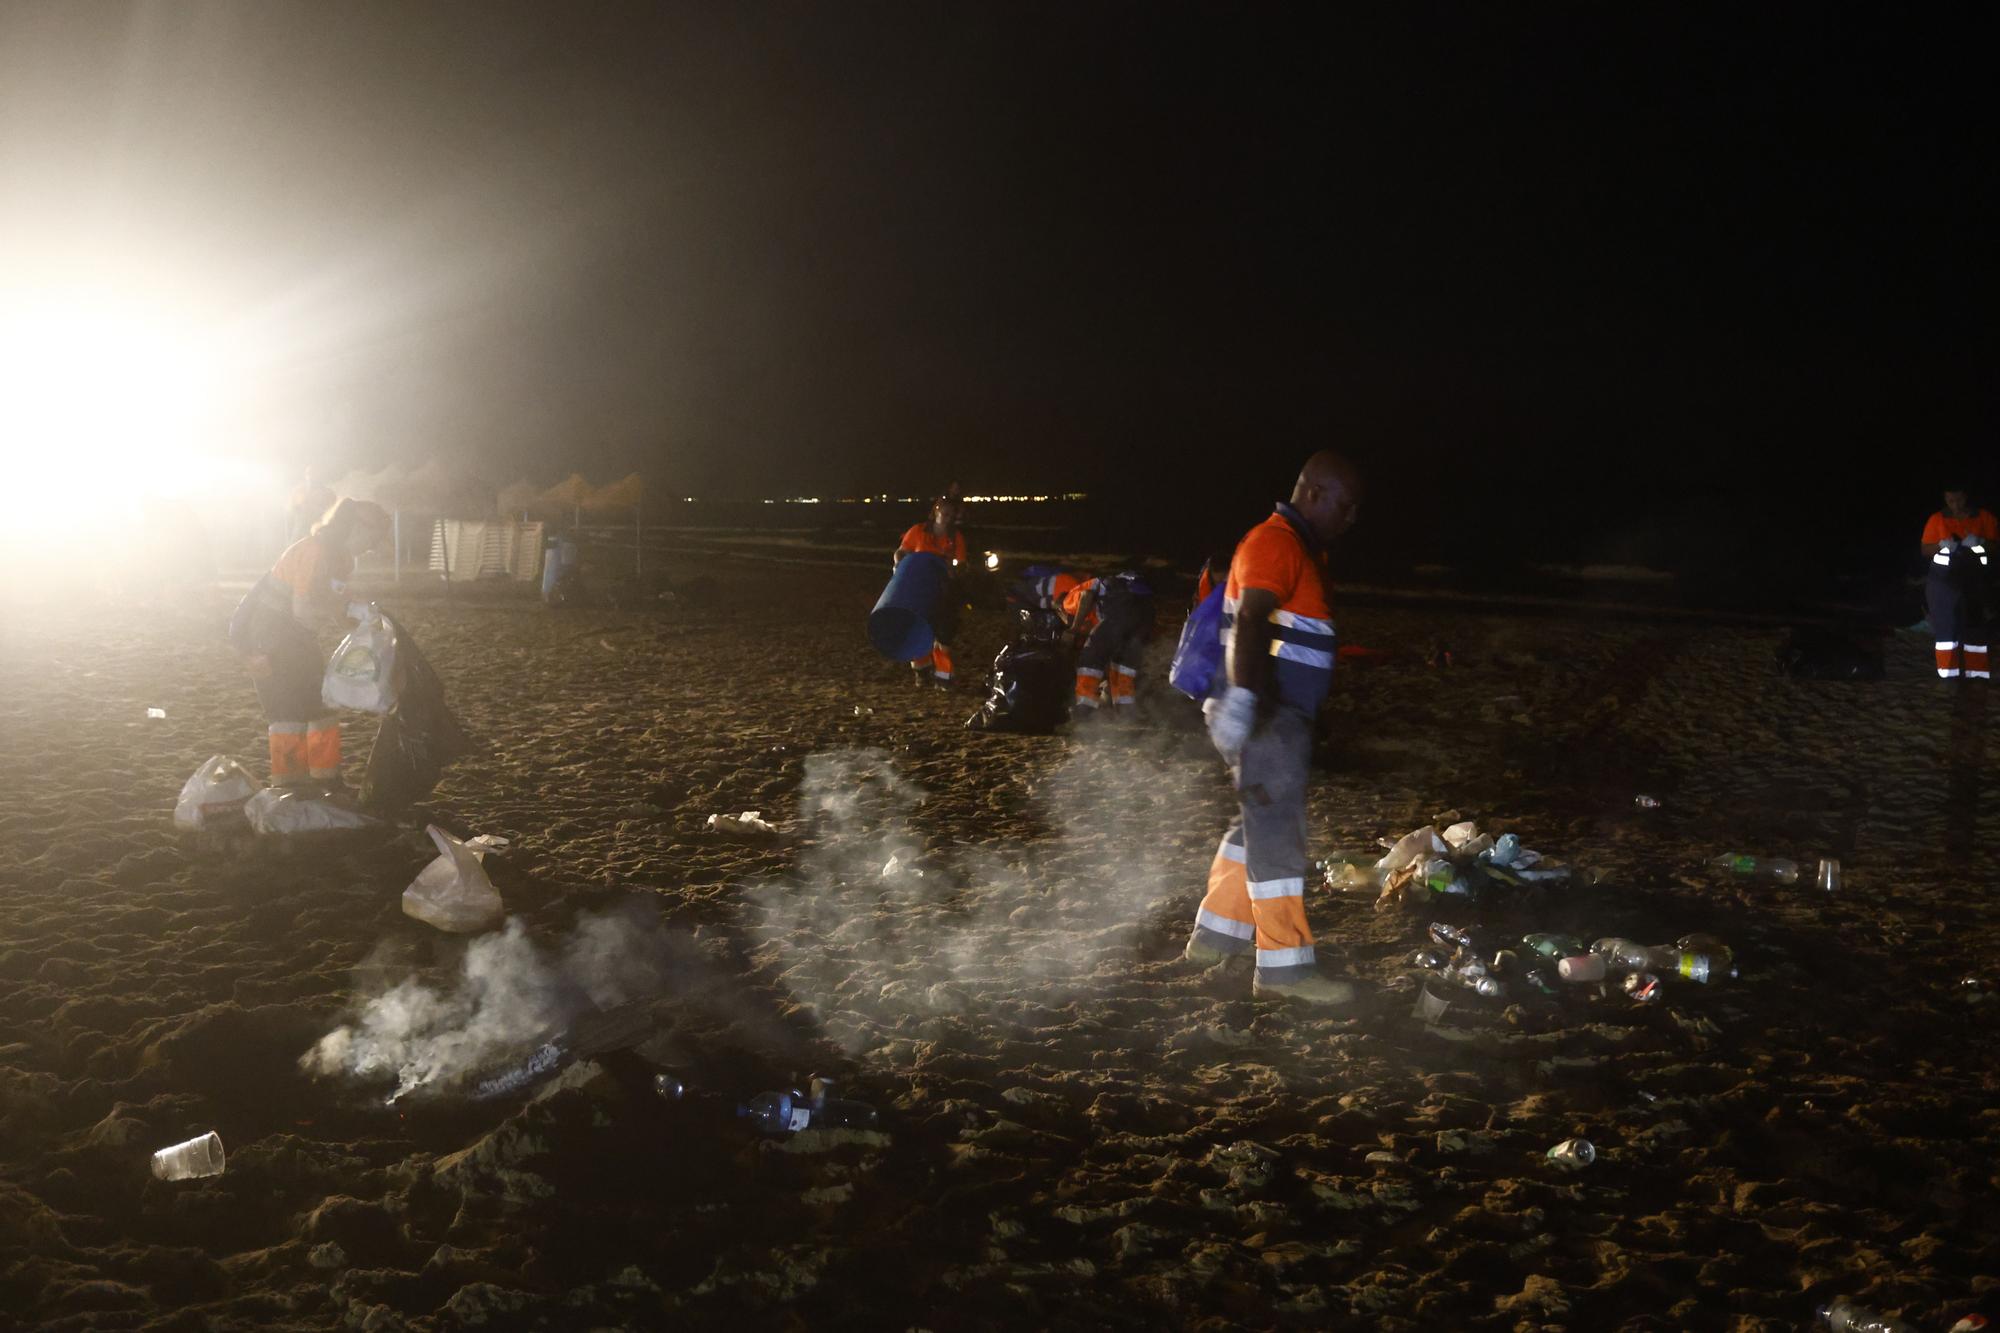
[1203,684,1258,766]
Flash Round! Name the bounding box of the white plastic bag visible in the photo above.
[172,755,257,830]
[705,810,781,840]
[1375,826,1451,875]
[322,605,399,714]
[402,824,504,934]
[243,787,382,834]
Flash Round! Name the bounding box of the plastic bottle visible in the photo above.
[1590,938,1733,983]
[1634,794,1661,809]
[1520,933,1583,960]
[1485,833,1522,867]
[653,1072,686,1101]
[1421,859,1468,897]
[1816,1297,1918,1333]
[1711,854,1800,884]
[1409,948,1503,998]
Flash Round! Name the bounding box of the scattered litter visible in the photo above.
[654,1072,687,1101]
[1411,982,1452,1024]
[1711,853,1800,884]
[244,787,382,835]
[402,824,505,934]
[1545,1137,1595,1170]
[1372,818,1570,910]
[853,706,874,716]
[1816,857,1842,893]
[706,810,781,840]
[146,707,167,719]
[1622,972,1662,1004]
[881,854,924,879]
[472,1040,565,1100]
[738,1078,878,1134]
[1817,1297,1916,1332]
[172,755,256,830]
[151,1130,225,1181]
[1633,794,1661,809]
[1636,1090,1659,1104]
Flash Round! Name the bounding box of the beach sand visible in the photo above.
[1,560,1995,1330]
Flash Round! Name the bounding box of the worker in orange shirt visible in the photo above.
[1184,451,1361,1006]
[894,495,967,686]
[229,497,392,788]
[1060,571,1155,716]
[1922,485,1997,681]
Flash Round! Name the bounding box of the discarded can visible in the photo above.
[1623,972,1662,1003]
[1633,794,1661,809]
[653,1072,686,1101]
[1816,858,1841,893]
[1428,922,1475,951]
[1545,1137,1595,1169]
[1408,948,1448,970]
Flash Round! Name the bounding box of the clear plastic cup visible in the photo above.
[151,1131,225,1181]
[1816,858,1841,893]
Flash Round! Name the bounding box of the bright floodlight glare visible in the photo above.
[0,286,262,542]
[983,551,1001,571]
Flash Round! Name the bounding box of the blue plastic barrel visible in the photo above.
[541,536,578,602]
[869,551,947,659]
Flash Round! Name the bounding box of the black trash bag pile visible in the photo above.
[361,613,474,812]
[1775,625,1885,681]
[967,638,1072,734]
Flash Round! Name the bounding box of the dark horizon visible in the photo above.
[1,3,1991,563]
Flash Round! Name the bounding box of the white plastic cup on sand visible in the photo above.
[1817,858,1841,893]
[151,1131,225,1181]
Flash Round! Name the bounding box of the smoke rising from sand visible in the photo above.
[748,732,1218,1051]
[300,905,677,1099]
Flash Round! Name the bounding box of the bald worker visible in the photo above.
[1184,452,1361,1005]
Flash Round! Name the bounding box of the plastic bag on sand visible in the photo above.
[243,787,382,834]
[706,811,780,840]
[1376,827,1450,875]
[173,755,257,830]
[402,824,504,934]
[322,605,399,714]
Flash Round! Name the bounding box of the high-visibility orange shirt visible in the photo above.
[1923,510,1999,544]
[899,524,967,564]
[269,535,353,605]
[1225,505,1336,714]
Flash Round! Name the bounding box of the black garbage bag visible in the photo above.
[966,641,1072,734]
[1775,626,1886,681]
[361,614,473,811]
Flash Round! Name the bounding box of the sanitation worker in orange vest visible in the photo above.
[1060,571,1155,716]
[1184,451,1362,1005]
[230,498,392,790]
[894,495,968,687]
[1922,485,1998,681]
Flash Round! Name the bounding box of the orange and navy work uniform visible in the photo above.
[1924,509,1997,681]
[898,524,967,681]
[231,534,354,782]
[1062,572,1154,710]
[1187,502,1336,985]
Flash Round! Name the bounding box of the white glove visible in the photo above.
[1203,685,1257,765]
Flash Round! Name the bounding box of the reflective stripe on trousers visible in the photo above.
[1188,706,1316,980]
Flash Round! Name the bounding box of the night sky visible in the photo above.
[0,3,1990,569]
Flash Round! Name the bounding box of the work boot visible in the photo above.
[1182,935,1238,967]
[1252,972,1357,1006]
[910,664,934,688]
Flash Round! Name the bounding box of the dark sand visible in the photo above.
[1,560,1995,1330]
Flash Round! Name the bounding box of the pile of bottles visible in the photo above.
[1406,924,1739,1006]
[737,1074,880,1135]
